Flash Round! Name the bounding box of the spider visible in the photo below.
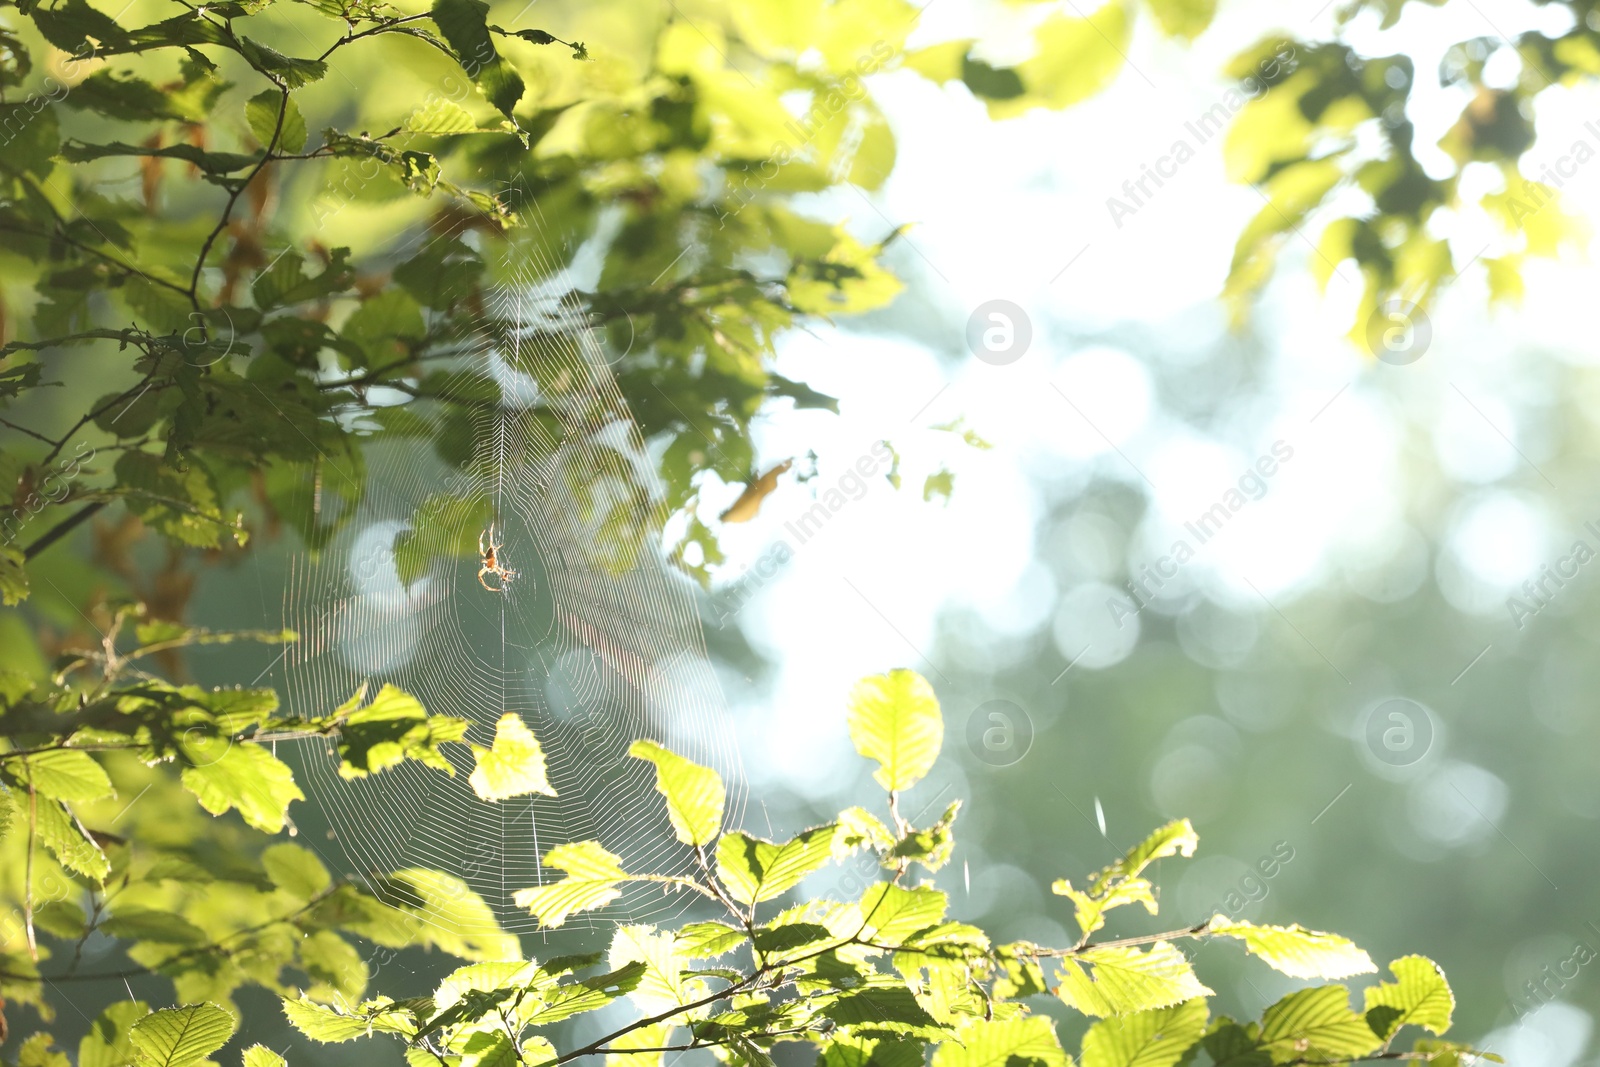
[478,523,518,592]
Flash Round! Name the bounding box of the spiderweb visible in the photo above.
[271,225,744,934]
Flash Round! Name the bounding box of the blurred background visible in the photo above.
[8,0,1600,1061]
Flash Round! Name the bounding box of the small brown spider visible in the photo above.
[478,523,518,592]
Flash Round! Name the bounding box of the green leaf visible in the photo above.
[31,0,131,53]
[10,749,114,803]
[16,1033,70,1067]
[931,1016,1072,1067]
[1053,878,1157,943]
[716,824,836,905]
[113,453,235,549]
[676,920,746,959]
[262,842,332,899]
[1104,820,1200,883]
[1143,0,1216,41]
[181,741,305,833]
[1363,956,1454,1040]
[100,907,207,943]
[334,683,469,778]
[244,90,308,154]
[460,1032,519,1067]
[1259,987,1381,1064]
[1207,916,1376,980]
[434,960,539,1011]
[298,929,368,999]
[282,997,374,1042]
[34,795,110,881]
[858,884,947,944]
[252,247,354,310]
[821,986,944,1036]
[1001,4,1129,116]
[430,0,525,119]
[823,1035,928,1067]
[513,841,630,927]
[1199,1019,1268,1067]
[469,713,557,801]
[0,102,60,178]
[0,543,28,605]
[127,1002,236,1067]
[1079,999,1207,1067]
[242,1046,288,1067]
[891,800,960,872]
[393,237,487,311]
[846,670,943,792]
[522,961,648,1025]
[61,139,260,175]
[609,923,698,1013]
[80,1000,151,1067]
[1057,820,1199,938]
[237,37,327,87]
[1056,942,1214,1018]
[628,739,725,846]
[383,868,521,961]
[403,99,502,135]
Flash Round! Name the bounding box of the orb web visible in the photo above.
[273,229,744,934]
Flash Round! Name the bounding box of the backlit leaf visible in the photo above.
[846,669,943,792]
[469,713,557,801]
[1363,956,1454,1040]
[1057,942,1214,1018]
[931,1016,1072,1067]
[629,739,724,846]
[514,841,630,927]
[1259,986,1380,1064]
[127,1002,236,1066]
[1207,916,1376,980]
[716,824,837,905]
[1079,998,1207,1067]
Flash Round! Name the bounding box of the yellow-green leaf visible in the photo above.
[1207,916,1376,980]
[128,1002,235,1066]
[931,1016,1072,1067]
[11,749,113,803]
[1259,986,1380,1063]
[1363,955,1454,1040]
[1056,942,1213,1018]
[1079,998,1208,1067]
[513,841,630,927]
[628,739,724,846]
[1144,0,1216,41]
[242,1046,288,1067]
[846,670,943,792]
[716,824,837,905]
[181,741,305,833]
[469,713,556,802]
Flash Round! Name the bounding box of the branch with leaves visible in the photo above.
[261,670,1496,1067]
